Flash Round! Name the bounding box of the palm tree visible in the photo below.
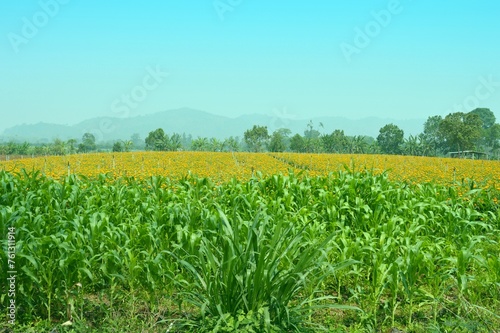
[169,134,182,151]
[351,136,368,154]
[209,138,223,152]
[223,137,240,152]
[122,140,133,152]
[402,135,423,156]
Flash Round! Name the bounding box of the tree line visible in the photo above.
[1,108,499,159]
[141,108,500,158]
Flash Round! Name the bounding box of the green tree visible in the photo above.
[322,130,348,153]
[52,139,66,155]
[303,121,323,153]
[486,123,500,157]
[80,133,96,153]
[438,112,482,152]
[145,128,166,151]
[268,128,291,152]
[402,135,424,156]
[17,142,31,155]
[422,115,444,156]
[469,108,497,149]
[244,125,269,152]
[66,139,77,155]
[209,137,223,152]
[191,137,210,151]
[112,141,123,152]
[131,133,143,149]
[122,140,133,152]
[169,133,182,151]
[469,108,495,129]
[377,124,404,154]
[348,135,369,154]
[223,136,240,152]
[290,134,305,153]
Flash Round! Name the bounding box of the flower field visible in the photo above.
[1,153,499,332]
[1,152,499,190]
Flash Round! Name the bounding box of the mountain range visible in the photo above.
[1,108,425,143]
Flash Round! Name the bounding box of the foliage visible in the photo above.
[289,134,305,153]
[469,108,496,129]
[422,115,445,156]
[268,129,290,152]
[377,123,404,154]
[3,108,500,158]
[145,128,182,151]
[244,125,270,152]
[0,164,499,332]
[78,133,96,153]
[439,112,483,152]
[170,204,356,331]
[145,128,166,151]
[112,141,123,152]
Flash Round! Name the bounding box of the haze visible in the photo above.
[1,0,499,134]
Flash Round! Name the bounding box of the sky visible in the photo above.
[1,0,500,133]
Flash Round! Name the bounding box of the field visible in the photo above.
[1,152,500,188]
[1,152,499,332]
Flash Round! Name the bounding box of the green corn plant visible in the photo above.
[1,168,499,331]
[170,206,357,331]
[400,238,426,327]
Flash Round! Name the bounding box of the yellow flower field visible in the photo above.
[270,153,500,190]
[1,152,499,190]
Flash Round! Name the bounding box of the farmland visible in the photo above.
[1,152,500,332]
[1,152,500,188]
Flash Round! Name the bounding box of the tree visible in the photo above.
[17,142,30,155]
[290,134,305,153]
[368,141,381,154]
[80,133,96,153]
[304,121,321,139]
[6,142,16,155]
[169,133,182,151]
[438,112,482,152]
[223,136,240,152]
[112,141,123,152]
[402,135,424,156]
[244,125,269,152]
[469,108,495,129]
[122,140,133,152]
[131,133,143,149]
[322,130,348,153]
[303,121,323,153]
[422,115,444,156]
[209,137,223,152]
[268,128,291,152]
[145,128,166,151]
[191,137,210,151]
[52,138,66,155]
[377,124,404,154]
[485,123,500,157]
[349,135,369,154]
[469,108,497,149]
[67,139,77,155]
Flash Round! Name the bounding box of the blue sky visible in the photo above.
[1,0,499,133]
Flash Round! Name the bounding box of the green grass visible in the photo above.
[1,169,499,332]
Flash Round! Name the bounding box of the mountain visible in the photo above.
[0,108,425,142]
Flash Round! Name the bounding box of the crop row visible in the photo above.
[1,169,499,331]
[1,152,499,191]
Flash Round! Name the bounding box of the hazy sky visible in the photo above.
[1,0,500,133]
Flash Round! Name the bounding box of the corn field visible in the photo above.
[1,153,499,332]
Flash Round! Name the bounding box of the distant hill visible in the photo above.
[0,108,425,143]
